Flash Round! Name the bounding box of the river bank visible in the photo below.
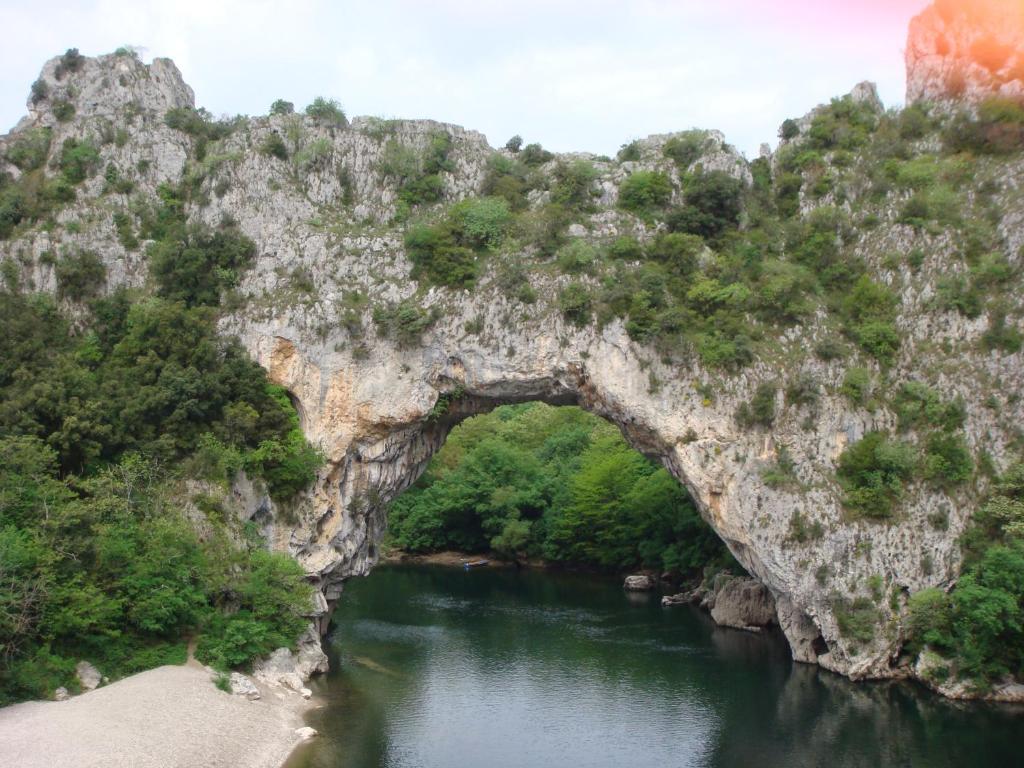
[0,661,315,768]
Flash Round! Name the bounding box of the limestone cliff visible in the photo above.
[2,6,1023,696]
[906,0,1024,104]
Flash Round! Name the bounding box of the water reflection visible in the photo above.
[287,566,1022,768]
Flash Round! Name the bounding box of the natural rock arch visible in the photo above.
[4,20,1019,689]
[255,330,844,678]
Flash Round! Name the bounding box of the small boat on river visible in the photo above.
[463,559,489,569]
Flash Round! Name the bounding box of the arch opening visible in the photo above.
[304,385,826,666]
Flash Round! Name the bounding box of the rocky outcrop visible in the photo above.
[253,648,314,699]
[2,20,1023,697]
[906,0,1024,104]
[75,661,102,692]
[708,576,777,632]
[663,574,783,634]
[228,672,261,701]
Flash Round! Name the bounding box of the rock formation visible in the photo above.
[906,0,1024,103]
[2,2,1022,695]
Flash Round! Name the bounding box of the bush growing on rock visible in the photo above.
[259,132,288,161]
[906,463,1024,685]
[735,383,777,428]
[305,97,347,126]
[663,131,706,168]
[5,128,51,171]
[837,431,916,520]
[618,170,672,217]
[559,282,592,326]
[269,99,294,115]
[372,299,437,346]
[55,250,106,300]
[668,170,743,242]
[54,48,85,80]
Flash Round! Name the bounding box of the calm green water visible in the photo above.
[287,565,1022,768]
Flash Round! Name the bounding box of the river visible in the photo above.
[286,565,1022,768]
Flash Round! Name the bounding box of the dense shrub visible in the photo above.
[945,97,1024,155]
[837,431,916,520]
[447,196,511,249]
[841,275,900,364]
[618,170,672,217]
[58,138,100,184]
[559,282,592,326]
[556,239,597,274]
[668,170,743,242]
[617,140,642,162]
[372,299,437,346]
[269,99,294,116]
[841,367,872,407]
[779,119,800,140]
[519,143,554,166]
[735,382,777,428]
[54,48,85,80]
[906,462,1024,685]
[504,135,523,153]
[550,160,598,210]
[55,250,106,300]
[663,131,706,168]
[5,128,51,171]
[893,382,964,432]
[149,225,256,307]
[305,97,347,126]
[807,95,878,151]
[0,282,320,701]
[259,133,288,161]
[381,132,452,210]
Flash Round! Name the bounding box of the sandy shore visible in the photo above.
[0,663,311,768]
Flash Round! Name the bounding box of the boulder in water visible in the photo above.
[624,574,655,591]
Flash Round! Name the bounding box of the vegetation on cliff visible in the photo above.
[906,463,1024,688]
[0,186,321,702]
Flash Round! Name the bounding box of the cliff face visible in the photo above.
[906,0,1024,104]
[2,7,1023,692]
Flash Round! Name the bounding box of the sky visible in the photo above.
[0,0,932,158]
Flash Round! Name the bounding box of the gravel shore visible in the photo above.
[0,663,312,768]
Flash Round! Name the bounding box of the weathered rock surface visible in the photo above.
[253,648,313,698]
[2,6,1022,697]
[53,687,69,702]
[75,661,102,692]
[906,0,1024,104]
[709,576,777,632]
[228,672,261,701]
[623,574,655,591]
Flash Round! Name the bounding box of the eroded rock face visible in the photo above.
[906,0,1024,104]
[1,34,1022,694]
[709,576,777,632]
